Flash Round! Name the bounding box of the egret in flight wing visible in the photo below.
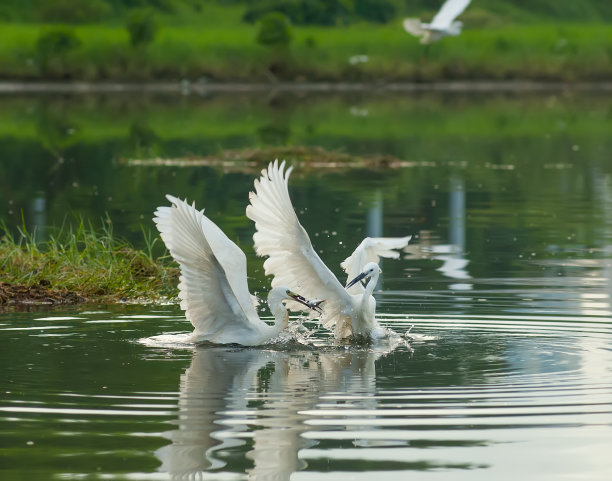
[403,0,471,44]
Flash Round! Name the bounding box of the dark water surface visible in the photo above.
[1,90,612,479]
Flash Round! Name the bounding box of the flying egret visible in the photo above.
[246,160,411,340]
[153,195,317,346]
[403,0,471,44]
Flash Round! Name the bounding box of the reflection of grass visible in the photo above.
[0,93,610,146]
[0,22,611,81]
[0,219,178,304]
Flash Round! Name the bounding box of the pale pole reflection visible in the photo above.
[156,343,400,479]
[430,175,472,290]
[367,190,383,239]
[574,170,612,406]
[367,189,383,291]
[30,191,47,242]
[581,170,612,317]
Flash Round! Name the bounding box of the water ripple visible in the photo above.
[1,301,611,479]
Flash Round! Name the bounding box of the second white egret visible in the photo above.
[246,161,411,340]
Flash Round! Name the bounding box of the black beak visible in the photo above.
[288,292,324,314]
[346,271,369,289]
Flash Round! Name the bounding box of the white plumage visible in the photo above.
[341,237,414,295]
[246,160,411,340]
[153,195,315,346]
[403,0,471,44]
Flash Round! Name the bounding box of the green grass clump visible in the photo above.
[0,218,178,303]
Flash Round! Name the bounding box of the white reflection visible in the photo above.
[437,175,472,289]
[367,190,384,290]
[156,342,402,479]
[367,190,383,239]
[580,171,612,317]
[405,176,472,289]
[30,191,47,242]
[577,171,612,385]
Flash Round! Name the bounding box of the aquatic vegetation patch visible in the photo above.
[126,145,406,170]
[0,219,178,306]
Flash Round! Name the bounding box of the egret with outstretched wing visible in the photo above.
[154,195,316,346]
[403,0,471,44]
[246,161,411,340]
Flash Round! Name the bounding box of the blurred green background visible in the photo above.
[0,0,611,81]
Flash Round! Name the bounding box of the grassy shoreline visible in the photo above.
[0,219,178,306]
[1,22,611,82]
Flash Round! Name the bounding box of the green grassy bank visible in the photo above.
[0,220,178,305]
[1,21,611,82]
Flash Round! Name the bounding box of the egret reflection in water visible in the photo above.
[155,342,402,479]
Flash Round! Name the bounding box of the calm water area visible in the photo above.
[1,89,612,479]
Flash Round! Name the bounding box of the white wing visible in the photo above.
[246,160,353,330]
[430,0,470,30]
[402,18,426,37]
[341,236,412,295]
[154,195,268,345]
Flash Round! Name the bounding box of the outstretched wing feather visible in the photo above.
[246,160,352,329]
[430,0,470,30]
[154,196,265,344]
[402,18,426,36]
[341,236,412,294]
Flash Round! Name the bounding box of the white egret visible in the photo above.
[403,0,471,44]
[153,195,317,346]
[246,160,411,340]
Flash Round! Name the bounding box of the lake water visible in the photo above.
[1,89,612,480]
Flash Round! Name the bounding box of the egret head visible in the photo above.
[346,262,382,289]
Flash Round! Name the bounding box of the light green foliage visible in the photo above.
[256,12,293,47]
